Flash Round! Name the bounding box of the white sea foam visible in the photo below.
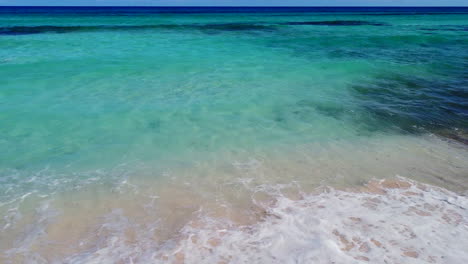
[1,135,468,263]
[56,178,468,264]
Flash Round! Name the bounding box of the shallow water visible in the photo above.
[0,7,467,264]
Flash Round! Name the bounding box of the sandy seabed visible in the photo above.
[1,134,467,264]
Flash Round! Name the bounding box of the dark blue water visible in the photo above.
[1,6,468,15]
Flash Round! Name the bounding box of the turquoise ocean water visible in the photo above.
[0,7,468,263]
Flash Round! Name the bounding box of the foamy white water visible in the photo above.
[56,179,468,264]
[1,135,467,264]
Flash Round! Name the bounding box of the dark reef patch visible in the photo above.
[0,23,276,35]
[420,25,468,32]
[0,20,388,36]
[349,73,468,135]
[282,20,387,26]
[197,23,275,31]
[0,25,86,35]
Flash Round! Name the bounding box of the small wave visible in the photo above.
[3,178,466,264]
[140,179,468,264]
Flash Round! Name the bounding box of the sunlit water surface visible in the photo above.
[0,7,467,264]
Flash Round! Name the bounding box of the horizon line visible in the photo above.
[1,6,468,7]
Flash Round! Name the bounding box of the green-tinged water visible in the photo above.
[1,11,466,171]
[0,8,467,263]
